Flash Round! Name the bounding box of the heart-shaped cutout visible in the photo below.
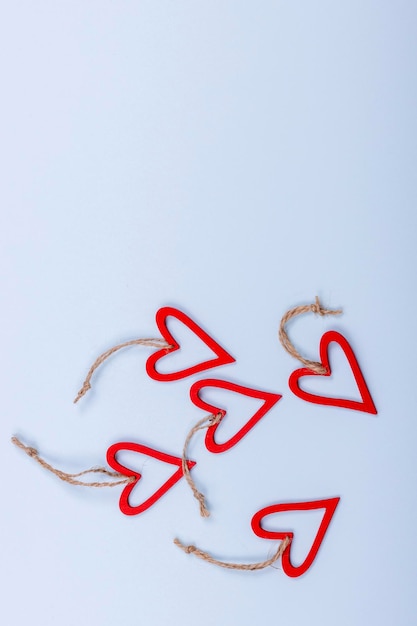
[146,307,235,382]
[251,497,340,577]
[106,442,196,516]
[288,330,377,414]
[190,379,282,453]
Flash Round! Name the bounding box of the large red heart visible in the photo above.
[251,497,340,577]
[288,330,377,414]
[146,307,235,382]
[106,442,196,516]
[190,379,282,453]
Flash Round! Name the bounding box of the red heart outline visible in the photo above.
[288,330,377,414]
[190,378,282,453]
[251,497,340,578]
[106,442,196,516]
[146,307,235,382]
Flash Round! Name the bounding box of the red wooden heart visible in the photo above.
[288,330,377,414]
[106,442,196,516]
[251,497,340,577]
[190,378,282,453]
[146,307,235,382]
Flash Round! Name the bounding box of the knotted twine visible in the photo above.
[174,536,291,571]
[11,436,134,488]
[279,296,342,373]
[74,338,170,403]
[181,412,223,518]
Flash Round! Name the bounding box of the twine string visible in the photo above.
[182,412,223,518]
[174,536,291,571]
[279,296,342,374]
[74,338,171,403]
[11,436,134,488]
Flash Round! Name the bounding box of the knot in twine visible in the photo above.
[182,412,223,518]
[311,296,335,316]
[74,382,91,404]
[279,296,342,374]
[25,444,39,458]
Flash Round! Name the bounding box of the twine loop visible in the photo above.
[279,296,342,374]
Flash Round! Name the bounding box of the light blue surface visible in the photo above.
[1,2,416,625]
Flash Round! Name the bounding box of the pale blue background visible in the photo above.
[1,2,416,625]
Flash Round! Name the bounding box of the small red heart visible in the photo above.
[251,497,340,577]
[288,330,377,414]
[190,379,282,453]
[106,442,196,516]
[146,307,235,382]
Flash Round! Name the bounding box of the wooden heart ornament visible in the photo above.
[190,379,282,453]
[251,497,340,577]
[106,442,196,516]
[288,330,377,414]
[146,307,235,382]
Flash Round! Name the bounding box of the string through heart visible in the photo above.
[174,536,291,571]
[279,296,342,374]
[11,436,134,488]
[182,412,223,518]
[74,338,171,403]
